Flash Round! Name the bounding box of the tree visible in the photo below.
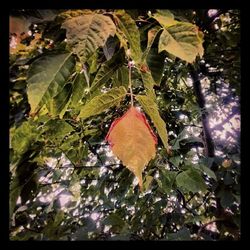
[9,9,240,240]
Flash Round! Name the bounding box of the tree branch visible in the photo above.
[189,65,216,170]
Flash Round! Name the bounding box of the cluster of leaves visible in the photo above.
[9,9,240,240]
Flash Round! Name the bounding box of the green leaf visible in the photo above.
[11,121,38,156]
[146,48,165,85]
[143,175,153,191]
[112,65,129,89]
[140,71,157,98]
[141,26,162,62]
[43,119,74,141]
[70,73,88,106]
[159,169,177,193]
[158,22,204,63]
[176,168,207,193]
[182,136,204,144]
[114,10,142,63]
[200,165,217,181]
[171,139,180,150]
[218,190,235,208]
[48,83,73,118]
[103,213,125,226]
[60,133,80,152]
[62,14,116,63]
[65,145,88,165]
[43,211,65,239]
[27,52,75,114]
[169,156,182,168]
[152,9,178,27]
[200,156,214,169]
[90,49,125,93]
[77,87,127,120]
[103,213,126,233]
[136,95,170,153]
[88,51,99,74]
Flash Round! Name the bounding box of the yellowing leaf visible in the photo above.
[105,107,157,190]
[152,10,204,63]
[152,10,178,27]
[158,23,203,64]
[62,14,116,63]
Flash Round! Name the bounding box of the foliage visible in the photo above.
[9,9,240,241]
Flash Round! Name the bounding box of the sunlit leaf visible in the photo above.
[27,52,75,114]
[48,83,73,118]
[155,17,204,63]
[105,107,157,189]
[70,73,88,106]
[152,9,178,27]
[140,71,157,98]
[144,175,153,191]
[77,87,127,120]
[114,10,142,63]
[136,95,170,153]
[11,121,38,156]
[88,51,99,74]
[62,14,116,63]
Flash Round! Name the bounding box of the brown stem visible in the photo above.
[189,66,216,163]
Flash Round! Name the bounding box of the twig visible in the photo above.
[176,189,197,216]
[186,193,197,204]
[193,192,210,210]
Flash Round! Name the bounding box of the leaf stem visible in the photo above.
[128,61,134,107]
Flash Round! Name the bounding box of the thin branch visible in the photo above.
[176,189,197,216]
[193,192,210,210]
[186,193,197,204]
